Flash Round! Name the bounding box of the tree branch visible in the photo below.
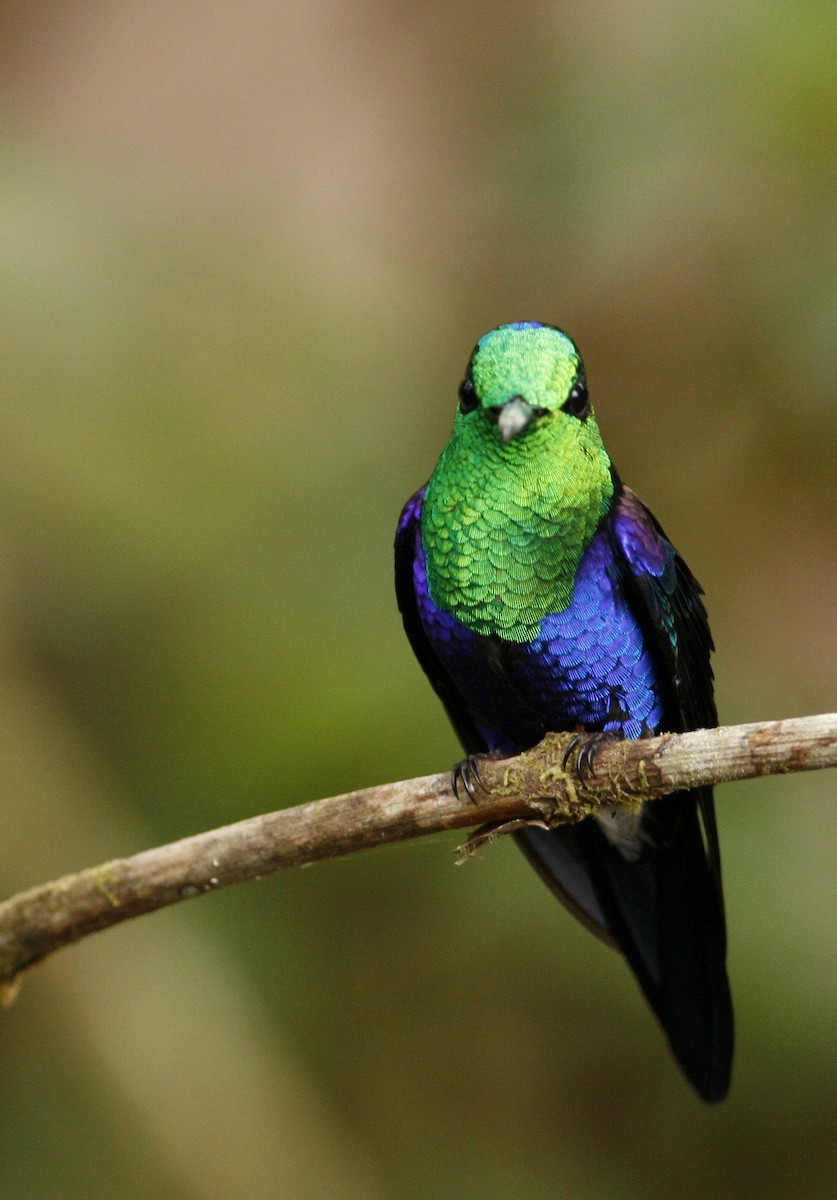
[1,713,834,1001]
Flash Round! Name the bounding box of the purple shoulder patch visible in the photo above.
[611,487,674,585]
[397,486,425,537]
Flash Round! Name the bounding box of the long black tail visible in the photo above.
[516,789,733,1103]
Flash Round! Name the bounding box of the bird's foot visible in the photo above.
[451,751,503,803]
[562,730,624,780]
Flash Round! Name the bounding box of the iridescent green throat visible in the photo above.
[421,415,614,642]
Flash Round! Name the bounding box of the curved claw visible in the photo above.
[451,755,485,803]
[562,731,622,780]
[562,735,581,773]
[451,751,507,802]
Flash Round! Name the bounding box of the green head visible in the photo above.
[421,322,616,640]
[458,321,594,447]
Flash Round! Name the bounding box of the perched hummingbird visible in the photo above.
[395,321,733,1102]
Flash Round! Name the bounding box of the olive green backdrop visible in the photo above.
[0,4,834,1198]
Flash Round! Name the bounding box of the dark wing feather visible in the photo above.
[600,484,733,1100]
[519,485,732,1100]
[611,487,724,910]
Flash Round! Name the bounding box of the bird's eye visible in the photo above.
[561,378,590,420]
[458,377,479,413]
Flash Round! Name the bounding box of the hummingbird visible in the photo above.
[395,321,733,1102]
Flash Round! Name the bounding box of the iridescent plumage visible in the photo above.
[395,322,733,1102]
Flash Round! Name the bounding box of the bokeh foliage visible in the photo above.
[0,4,834,1198]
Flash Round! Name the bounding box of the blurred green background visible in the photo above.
[0,4,834,1198]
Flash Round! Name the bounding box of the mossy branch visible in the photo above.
[0,713,834,1002]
